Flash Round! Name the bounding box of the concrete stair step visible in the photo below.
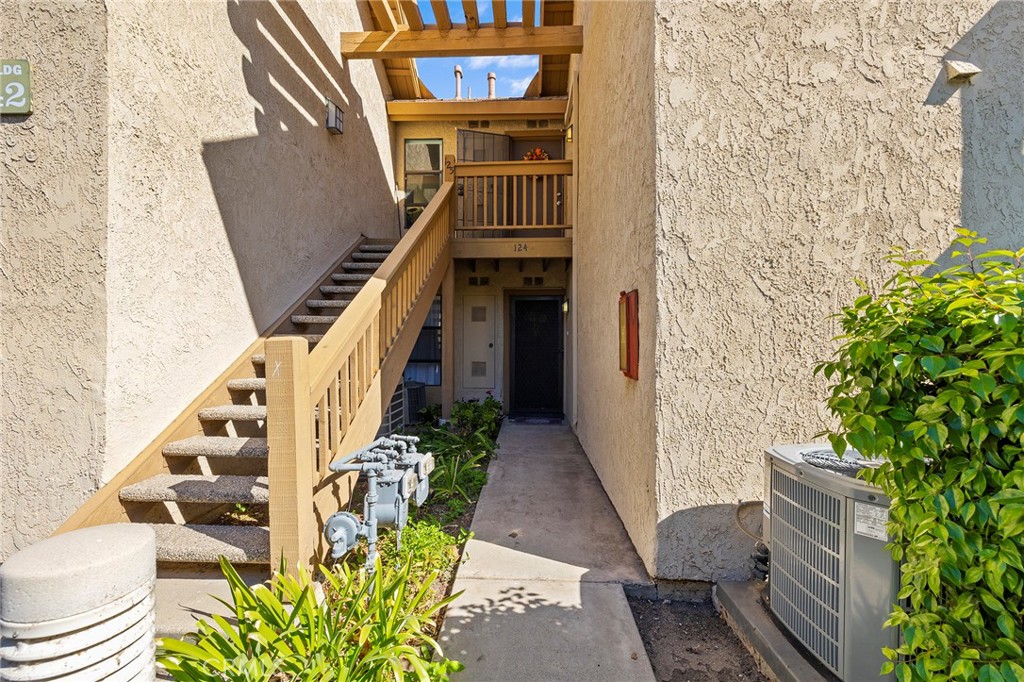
[300,334,324,344]
[250,354,265,366]
[121,475,269,504]
[198,404,267,422]
[306,299,351,309]
[155,567,267,640]
[341,262,380,270]
[359,244,397,252]
[331,273,372,282]
[151,524,269,564]
[292,314,339,325]
[351,252,388,261]
[226,377,265,392]
[320,285,361,295]
[163,436,268,459]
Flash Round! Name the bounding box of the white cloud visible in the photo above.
[502,74,534,96]
[467,55,537,70]
[510,14,522,22]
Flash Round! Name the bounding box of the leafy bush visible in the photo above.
[450,395,503,439]
[157,557,463,682]
[416,426,494,507]
[355,518,468,596]
[817,231,1024,682]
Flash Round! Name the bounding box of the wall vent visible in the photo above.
[471,361,487,377]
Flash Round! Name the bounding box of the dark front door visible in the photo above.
[510,297,563,417]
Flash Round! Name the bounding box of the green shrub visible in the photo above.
[451,395,503,439]
[416,426,494,506]
[357,518,469,595]
[817,230,1024,682]
[157,557,463,682]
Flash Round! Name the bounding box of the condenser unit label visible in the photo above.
[854,502,889,541]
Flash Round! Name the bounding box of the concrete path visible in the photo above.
[440,423,657,682]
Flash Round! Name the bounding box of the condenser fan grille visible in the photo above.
[769,467,844,674]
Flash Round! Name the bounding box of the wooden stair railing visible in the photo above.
[265,181,455,568]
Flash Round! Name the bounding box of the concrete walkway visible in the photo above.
[439,423,657,682]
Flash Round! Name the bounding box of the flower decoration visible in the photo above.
[523,147,550,161]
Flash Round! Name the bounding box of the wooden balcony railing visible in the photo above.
[265,182,455,568]
[454,160,572,237]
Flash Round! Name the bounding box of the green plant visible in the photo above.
[157,557,463,682]
[356,518,468,591]
[450,395,503,439]
[816,230,1024,682]
[418,403,442,426]
[431,448,488,503]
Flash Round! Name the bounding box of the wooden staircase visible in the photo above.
[54,181,457,638]
[107,241,398,570]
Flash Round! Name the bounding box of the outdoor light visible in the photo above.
[944,60,982,86]
[565,125,573,143]
[325,97,343,134]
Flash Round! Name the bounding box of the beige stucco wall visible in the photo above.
[650,0,1023,581]
[573,0,659,573]
[1,0,110,560]
[103,0,397,478]
[1,0,397,557]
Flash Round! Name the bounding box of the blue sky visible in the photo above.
[414,1,541,99]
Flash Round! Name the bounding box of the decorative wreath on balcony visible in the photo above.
[523,147,550,161]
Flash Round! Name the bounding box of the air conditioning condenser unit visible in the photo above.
[764,444,900,681]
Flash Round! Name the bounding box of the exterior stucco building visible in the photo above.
[3,0,1022,591]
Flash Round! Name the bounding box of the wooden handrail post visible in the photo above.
[265,336,317,572]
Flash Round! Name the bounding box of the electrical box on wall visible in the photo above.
[619,290,638,379]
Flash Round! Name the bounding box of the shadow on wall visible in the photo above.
[203,0,397,331]
[654,504,763,584]
[925,0,1024,262]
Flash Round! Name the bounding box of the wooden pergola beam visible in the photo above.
[386,97,567,121]
[430,0,452,30]
[493,0,507,28]
[342,25,583,59]
[523,0,536,28]
[366,0,398,31]
[462,0,480,29]
[399,0,424,30]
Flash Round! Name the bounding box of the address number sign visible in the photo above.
[1,60,32,115]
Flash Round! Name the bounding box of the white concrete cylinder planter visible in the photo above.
[0,525,156,681]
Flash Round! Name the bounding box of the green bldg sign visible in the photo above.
[1,60,32,115]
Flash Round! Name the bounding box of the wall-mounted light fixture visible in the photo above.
[325,97,344,134]
[565,125,573,144]
[945,60,982,86]
[562,299,569,314]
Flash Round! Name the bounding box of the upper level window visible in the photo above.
[404,139,442,228]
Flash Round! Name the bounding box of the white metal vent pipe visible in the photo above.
[0,524,157,681]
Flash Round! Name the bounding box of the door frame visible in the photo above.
[506,293,565,417]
